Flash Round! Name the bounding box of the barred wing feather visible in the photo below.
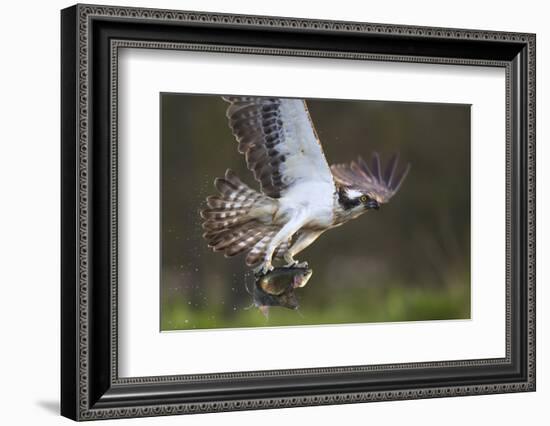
[331,153,410,204]
[223,96,334,198]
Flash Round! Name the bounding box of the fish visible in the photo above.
[249,266,313,317]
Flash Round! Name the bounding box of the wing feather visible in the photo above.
[223,96,334,198]
[331,153,410,204]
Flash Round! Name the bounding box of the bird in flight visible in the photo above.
[201,96,410,274]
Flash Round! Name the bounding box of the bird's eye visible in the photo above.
[360,195,368,203]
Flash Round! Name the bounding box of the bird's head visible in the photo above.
[332,153,410,225]
[337,186,380,216]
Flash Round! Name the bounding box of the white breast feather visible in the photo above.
[279,180,335,228]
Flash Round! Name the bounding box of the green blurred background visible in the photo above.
[160,94,470,331]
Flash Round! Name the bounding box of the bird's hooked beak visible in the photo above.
[366,199,380,210]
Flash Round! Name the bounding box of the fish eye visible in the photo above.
[360,195,368,203]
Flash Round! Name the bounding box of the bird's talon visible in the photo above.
[253,262,273,277]
[284,258,308,269]
[259,263,274,276]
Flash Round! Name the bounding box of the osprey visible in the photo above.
[201,96,410,274]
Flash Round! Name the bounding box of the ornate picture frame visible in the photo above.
[61,4,535,420]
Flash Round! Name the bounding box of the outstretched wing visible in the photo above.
[223,96,334,198]
[331,153,410,204]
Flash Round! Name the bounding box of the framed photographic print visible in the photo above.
[61,3,536,421]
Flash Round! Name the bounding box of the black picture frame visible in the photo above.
[61,3,536,420]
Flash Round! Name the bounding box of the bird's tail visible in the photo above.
[200,169,279,266]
